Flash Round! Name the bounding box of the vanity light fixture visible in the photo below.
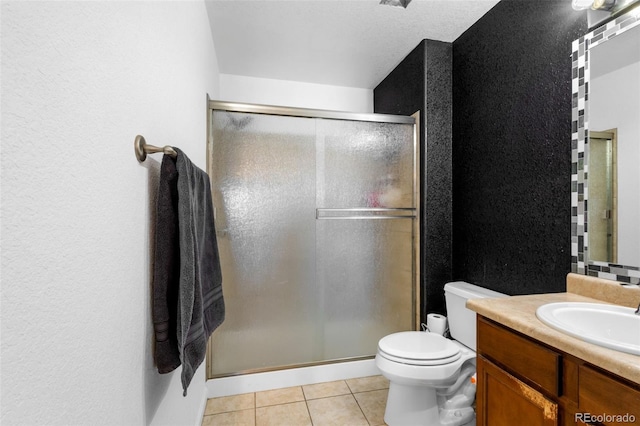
[572,0,617,10]
[379,0,412,8]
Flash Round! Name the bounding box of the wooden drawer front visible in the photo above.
[477,356,558,426]
[578,365,640,426]
[478,317,560,396]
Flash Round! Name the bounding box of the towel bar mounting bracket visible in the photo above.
[134,135,177,162]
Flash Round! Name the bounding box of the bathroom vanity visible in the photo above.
[468,274,640,426]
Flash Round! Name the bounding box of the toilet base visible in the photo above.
[383,382,477,426]
[384,382,440,426]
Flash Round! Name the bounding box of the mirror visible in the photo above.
[571,8,640,284]
[589,26,640,265]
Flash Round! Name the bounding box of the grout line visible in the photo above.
[345,379,354,394]
[305,397,314,426]
[351,392,372,426]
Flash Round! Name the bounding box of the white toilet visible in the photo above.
[375,281,508,426]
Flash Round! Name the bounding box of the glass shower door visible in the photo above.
[315,119,416,360]
[207,111,319,375]
[207,107,416,378]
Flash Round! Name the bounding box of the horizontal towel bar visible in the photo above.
[134,135,177,162]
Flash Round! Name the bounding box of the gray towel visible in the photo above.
[174,148,225,396]
[152,155,181,374]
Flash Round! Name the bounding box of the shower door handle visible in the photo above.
[315,208,416,220]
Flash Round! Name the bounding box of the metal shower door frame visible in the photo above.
[205,99,420,378]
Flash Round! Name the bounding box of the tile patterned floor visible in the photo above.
[202,375,389,426]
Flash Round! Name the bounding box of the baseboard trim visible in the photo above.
[206,358,379,398]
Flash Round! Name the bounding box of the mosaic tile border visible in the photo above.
[571,7,640,286]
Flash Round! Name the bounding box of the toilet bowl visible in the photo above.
[375,282,508,426]
[375,332,476,426]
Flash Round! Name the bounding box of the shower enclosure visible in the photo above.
[206,101,419,378]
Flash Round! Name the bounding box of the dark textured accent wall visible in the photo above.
[452,0,588,295]
[374,40,453,319]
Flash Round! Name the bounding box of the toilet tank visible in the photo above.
[444,281,508,351]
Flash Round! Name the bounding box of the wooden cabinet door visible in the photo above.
[477,356,559,426]
[578,365,640,426]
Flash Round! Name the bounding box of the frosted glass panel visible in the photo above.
[317,218,414,359]
[208,111,318,375]
[207,108,416,378]
[317,119,415,209]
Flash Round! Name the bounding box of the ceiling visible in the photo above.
[205,0,500,89]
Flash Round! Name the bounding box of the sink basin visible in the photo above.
[536,302,640,356]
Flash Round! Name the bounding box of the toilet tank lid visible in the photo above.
[444,281,508,299]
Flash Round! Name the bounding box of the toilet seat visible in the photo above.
[377,331,461,366]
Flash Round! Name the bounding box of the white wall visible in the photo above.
[219,74,374,112]
[1,1,218,425]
